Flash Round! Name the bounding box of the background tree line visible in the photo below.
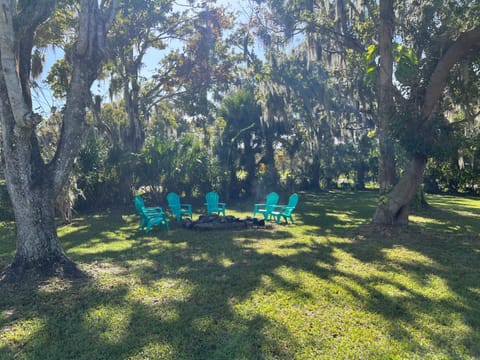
[29,0,480,215]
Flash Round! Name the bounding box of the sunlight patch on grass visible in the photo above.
[422,274,454,300]
[382,246,437,268]
[428,195,480,212]
[410,215,448,226]
[0,318,45,345]
[84,305,131,343]
[190,252,215,263]
[379,248,457,300]
[326,210,365,226]
[469,286,480,296]
[324,235,356,245]
[147,240,188,255]
[125,258,157,272]
[129,342,175,359]
[374,282,411,299]
[57,220,90,237]
[400,308,474,357]
[0,309,16,324]
[219,257,235,267]
[192,315,216,333]
[37,278,73,294]
[234,269,397,359]
[68,237,133,255]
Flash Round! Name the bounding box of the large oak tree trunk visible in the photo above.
[0,0,118,281]
[0,102,73,277]
[372,3,480,226]
[373,154,427,225]
[8,174,73,276]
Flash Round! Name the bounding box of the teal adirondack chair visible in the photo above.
[270,193,299,224]
[167,192,193,221]
[134,195,169,232]
[205,191,226,216]
[253,192,279,220]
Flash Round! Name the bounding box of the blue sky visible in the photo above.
[33,0,250,117]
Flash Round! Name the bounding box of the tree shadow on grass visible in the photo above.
[332,224,480,358]
[0,217,308,359]
[283,191,480,357]
[0,260,298,359]
[1,191,479,358]
[298,191,377,238]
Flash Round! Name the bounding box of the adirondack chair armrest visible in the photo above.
[254,203,266,209]
[144,207,164,215]
[218,202,226,208]
[141,207,165,218]
[146,206,163,212]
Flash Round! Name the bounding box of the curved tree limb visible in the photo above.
[15,0,56,108]
[0,0,38,131]
[423,25,480,119]
[51,0,119,195]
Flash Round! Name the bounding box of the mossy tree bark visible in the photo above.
[0,0,118,281]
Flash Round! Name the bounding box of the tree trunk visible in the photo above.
[8,177,76,278]
[311,151,321,190]
[355,162,366,190]
[373,154,427,225]
[372,18,480,226]
[243,136,256,198]
[0,0,118,282]
[0,105,80,280]
[377,0,396,194]
[264,134,279,187]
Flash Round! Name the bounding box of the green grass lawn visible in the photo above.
[1,191,479,359]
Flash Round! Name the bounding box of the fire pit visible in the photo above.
[182,214,266,230]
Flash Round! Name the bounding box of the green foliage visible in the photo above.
[216,87,262,198]
[424,135,480,195]
[364,44,378,87]
[34,2,77,49]
[157,4,241,117]
[364,43,418,87]
[393,44,418,86]
[74,131,130,211]
[137,135,220,198]
[25,0,480,217]
[45,59,72,98]
[389,111,462,157]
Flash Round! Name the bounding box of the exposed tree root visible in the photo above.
[1,254,87,285]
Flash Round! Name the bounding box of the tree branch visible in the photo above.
[51,0,119,195]
[423,25,480,119]
[0,0,40,131]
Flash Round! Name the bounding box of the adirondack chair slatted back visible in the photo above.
[271,193,299,224]
[167,192,181,212]
[286,193,299,209]
[134,195,169,232]
[253,192,279,220]
[135,195,146,214]
[205,191,226,216]
[167,192,192,221]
